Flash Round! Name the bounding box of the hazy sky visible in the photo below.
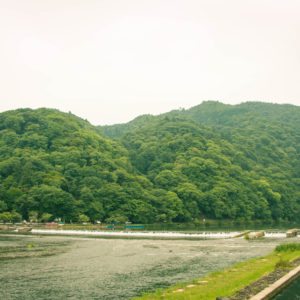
[0,0,299,125]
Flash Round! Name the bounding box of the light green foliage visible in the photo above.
[40,213,52,223]
[78,214,90,223]
[0,211,21,223]
[105,214,128,224]
[28,211,38,223]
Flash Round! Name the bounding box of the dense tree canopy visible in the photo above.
[0,109,159,223]
[102,101,300,222]
[0,102,299,223]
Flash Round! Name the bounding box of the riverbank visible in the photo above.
[134,244,300,300]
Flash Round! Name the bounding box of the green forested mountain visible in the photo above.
[102,101,300,222]
[0,109,160,223]
[0,102,299,223]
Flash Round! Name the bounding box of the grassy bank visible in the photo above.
[134,244,300,300]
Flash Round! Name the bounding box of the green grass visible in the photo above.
[134,245,300,300]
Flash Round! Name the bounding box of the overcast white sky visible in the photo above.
[0,0,299,125]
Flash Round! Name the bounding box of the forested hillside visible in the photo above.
[0,102,299,223]
[0,109,162,223]
[102,101,300,222]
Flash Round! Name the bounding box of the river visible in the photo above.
[1,233,298,300]
[273,276,300,299]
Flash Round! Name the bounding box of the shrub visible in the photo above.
[40,213,53,223]
[0,211,21,223]
[244,234,250,240]
[78,214,90,223]
[275,258,291,269]
[275,243,300,252]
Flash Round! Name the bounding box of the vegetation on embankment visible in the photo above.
[275,243,300,252]
[134,243,300,300]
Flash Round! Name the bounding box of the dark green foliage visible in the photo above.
[1,102,299,223]
[102,101,300,222]
[275,243,300,252]
[275,258,291,269]
[0,109,161,223]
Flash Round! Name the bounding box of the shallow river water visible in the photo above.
[273,276,300,300]
[0,234,296,300]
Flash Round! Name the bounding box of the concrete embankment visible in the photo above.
[250,264,300,300]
